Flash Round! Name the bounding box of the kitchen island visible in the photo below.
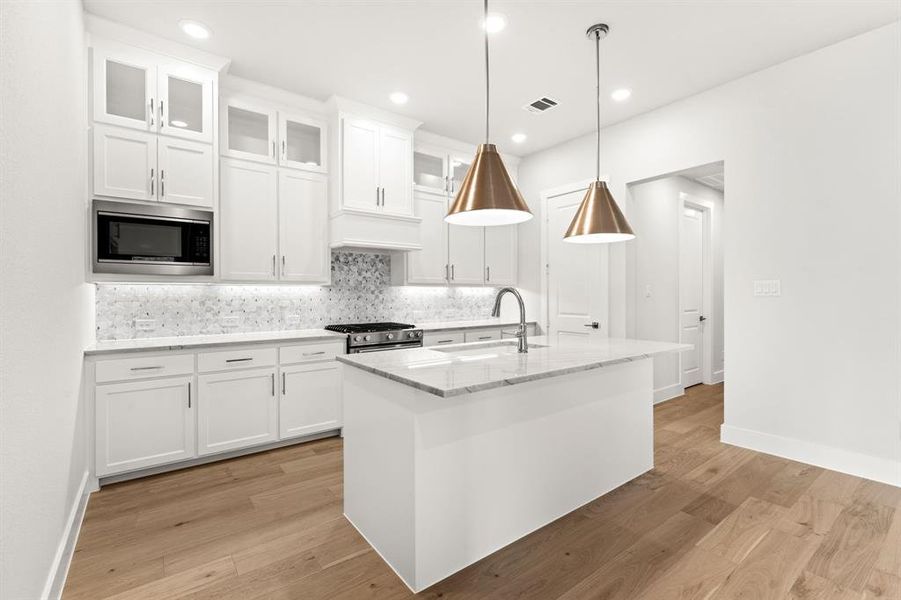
[337,335,689,592]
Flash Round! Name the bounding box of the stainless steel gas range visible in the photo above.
[324,322,424,353]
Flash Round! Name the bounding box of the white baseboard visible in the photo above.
[711,369,725,384]
[654,383,684,404]
[43,470,91,600]
[721,424,901,487]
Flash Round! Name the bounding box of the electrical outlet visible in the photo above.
[134,318,156,331]
[220,315,240,328]
[753,280,781,297]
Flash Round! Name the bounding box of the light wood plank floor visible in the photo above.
[64,384,901,599]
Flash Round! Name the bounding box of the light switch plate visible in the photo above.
[753,279,781,297]
[134,318,156,331]
[220,315,240,328]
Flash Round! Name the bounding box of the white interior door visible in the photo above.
[680,205,705,387]
[278,170,329,283]
[546,186,607,343]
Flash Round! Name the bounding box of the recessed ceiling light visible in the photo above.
[389,91,409,105]
[511,133,527,144]
[483,13,507,33]
[179,20,211,40]
[611,88,632,102]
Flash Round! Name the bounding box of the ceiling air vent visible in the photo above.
[523,96,559,114]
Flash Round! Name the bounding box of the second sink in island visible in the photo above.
[338,335,689,592]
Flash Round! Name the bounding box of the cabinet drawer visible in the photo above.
[464,329,501,343]
[96,353,194,383]
[280,341,344,365]
[423,331,465,347]
[197,346,277,373]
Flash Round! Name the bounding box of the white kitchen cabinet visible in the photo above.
[221,98,277,164]
[280,361,342,439]
[340,116,413,216]
[279,170,329,282]
[197,367,279,455]
[95,375,195,476]
[93,125,156,201]
[484,225,518,286]
[157,63,215,143]
[279,111,327,173]
[464,329,501,343]
[422,331,465,347]
[447,218,485,285]
[157,137,214,207]
[220,158,279,281]
[92,47,155,132]
[448,153,472,197]
[413,145,449,196]
[406,193,449,284]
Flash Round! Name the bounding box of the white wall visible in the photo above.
[0,1,95,598]
[625,175,725,401]
[517,22,901,484]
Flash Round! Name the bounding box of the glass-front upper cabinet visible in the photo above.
[92,48,155,131]
[157,64,214,143]
[221,97,277,164]
[278,112,327,173]
[413,145,449,195]
[449,153,473,196]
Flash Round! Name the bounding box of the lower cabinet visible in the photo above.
[280,361,342,439]
[197,367,279,455]
[95,376,195,476]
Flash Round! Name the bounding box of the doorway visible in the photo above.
[625,162,725,402]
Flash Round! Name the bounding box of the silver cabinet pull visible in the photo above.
[272,140,276,158]
[149,98,154,127]
[160,169,165,198]
[150,168,155,197]
[130,365,163,371]
[272,254,276,276]
[437,339,454,344]
[478,336,492,340]
[282,372,286,395]
[302,351,326,357]
[187,381,191,408]
[282,140,286,160]
[376,187,380,206]
[445,175,450,193]
[451,264,455,280]
[486,265,490,282]
[380,187,385,207]
[445,264,449,281]
[281,255,285,277]
[159,100,164,126]
[271,373,275,396]
[583,322,600,329]
[225,357,253,363]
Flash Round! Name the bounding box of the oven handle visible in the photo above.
[351,342,422,353]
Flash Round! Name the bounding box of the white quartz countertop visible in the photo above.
[336,336,692,397]
[83,320,536,355]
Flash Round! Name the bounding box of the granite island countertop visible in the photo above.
[336,336,691,397]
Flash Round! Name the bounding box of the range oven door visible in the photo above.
[348,341,423,354]
[93,200,213,276]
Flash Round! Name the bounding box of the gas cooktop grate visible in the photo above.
[324,322,416,334]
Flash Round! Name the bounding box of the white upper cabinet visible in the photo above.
[93,125,157,201]
[220,158,279,281]
[338,116,414,217]
[279,112,327,173]
[157,64,214,143]
[413,145,450,196]
[406,192,449,284]
[449,153,473,197]
[484,225,518,286]
[93,47,155,131]
[157,137,214,207]
[447,213,485,285]
[221,98,277,164]
[278,170,329,282]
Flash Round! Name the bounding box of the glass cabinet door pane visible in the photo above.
[451,158,471,194]
[228,106,270,156]
[106,60,147,122]
[166,76,203,133]
[414,151,445,191]
[285,121,321,166]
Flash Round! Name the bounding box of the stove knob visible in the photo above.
[364,335,371,342]
[354,335,362,342]
[416,331,423,338]
[387,333,395,340]
[408,332,415,339]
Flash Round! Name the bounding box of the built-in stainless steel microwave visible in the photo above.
[93,200,213,276]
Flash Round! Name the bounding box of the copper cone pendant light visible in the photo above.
[564,24,635,243]
[445,0,532,226]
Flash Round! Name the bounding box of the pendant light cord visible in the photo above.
[595,28,601,182]
[484,0,490,144]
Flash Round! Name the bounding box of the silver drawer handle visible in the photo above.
[437,339,454,344]
[302,351,326,357]
[477,336,492,340]
[225,357,253,363]
[130,365,163,371]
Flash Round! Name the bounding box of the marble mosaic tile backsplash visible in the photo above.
[96,252,500,340]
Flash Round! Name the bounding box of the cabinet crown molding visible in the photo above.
[328,96,422,131]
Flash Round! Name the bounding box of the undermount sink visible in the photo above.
[433,341,548,356]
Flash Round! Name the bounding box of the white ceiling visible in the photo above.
[83,0,900,156]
